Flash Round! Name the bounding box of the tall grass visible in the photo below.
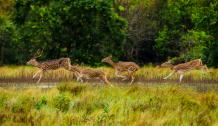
[0,82,218,125]
[0,66,218,83]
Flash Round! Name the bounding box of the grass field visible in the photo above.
[1,66,218,125]
[1,66,218,83]
[0,82,218,125]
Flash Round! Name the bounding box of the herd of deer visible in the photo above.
[27,52,209,85]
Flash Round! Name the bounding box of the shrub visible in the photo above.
[52,93,71,112]
[35,96,47,110]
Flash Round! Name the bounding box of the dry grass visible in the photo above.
[0,65,218,83]
[0,82,218,125]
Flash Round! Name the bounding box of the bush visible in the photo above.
[52,93,71,112]
[35,96,47,110]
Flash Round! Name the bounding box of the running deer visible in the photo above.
[69,65,111,85]
[161,59,208,82]
[26,51,71,83]
[101,55,140,84]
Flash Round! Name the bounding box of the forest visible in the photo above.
[0,0,217,66]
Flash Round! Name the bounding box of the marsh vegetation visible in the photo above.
[1,66,218,83]
[0,82,218,125]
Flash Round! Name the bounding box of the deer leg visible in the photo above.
[79,78,83,83]
[78,75,84,82]
[102,75,109,84]
[74,73,80,81]
[115,71,127,80]
[76,74,83,82]
[200,67,208,80]
[37,71,43,83]
[122,76,128,81]
[127,71,135,85]
[79,77,84,83]
[103,76,113,87]
[163,71,175,80]
[179,74,184,83]
[74,72,82,82]
[33,70,42,79]
[130,75,135,85]
[126,70,134,81]
[75,75,82,82]
[76,76,80,82]
[67,59,71,70]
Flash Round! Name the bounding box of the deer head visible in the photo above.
[27,59,38,66]
[27,50,43,66]
[160,60,174,68]
[101,55,112,63]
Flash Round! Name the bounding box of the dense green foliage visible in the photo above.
[1,0,127,65]
[0,83,218,125]
[116,0,217,65]
[0,0,217,66]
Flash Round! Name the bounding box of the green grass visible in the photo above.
[1,65,218,82]
[0,82,218,125]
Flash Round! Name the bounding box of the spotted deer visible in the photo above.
[161,59,208,82]
[26,51,71,83]
[69,65,111,85]
[101,55,140,84]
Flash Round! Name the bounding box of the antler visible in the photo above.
[32,49,43,59]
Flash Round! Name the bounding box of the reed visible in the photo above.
[0,65,218,83]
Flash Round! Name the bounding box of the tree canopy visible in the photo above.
[0,0,217,67]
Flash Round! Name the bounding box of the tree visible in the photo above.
[190,0,218,66]
[11,0,127,65]
[0,0,16,65]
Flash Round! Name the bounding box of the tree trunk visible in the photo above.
[0,45,3,65]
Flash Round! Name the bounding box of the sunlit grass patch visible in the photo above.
[0,66,218,83]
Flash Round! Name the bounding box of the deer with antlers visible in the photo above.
[26,50,71,83]
[69,65,111,85]
[101,55,140,84]
[161,59,208,82]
